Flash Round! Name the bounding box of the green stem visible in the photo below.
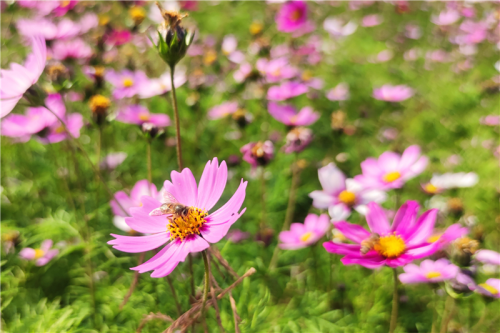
[166,276,182,317]
[201,250,210,323]
[389,268,399,333]
[169,65,183,171]
[431,290,438,333]
[147,140,152,184]
[440,295,455,333]
[471,304,487,331]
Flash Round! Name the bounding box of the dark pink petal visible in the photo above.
[132,241,178,273]
[341,256,385,269]
[391,200,419,234]
[333,221,370,243]
[404,242,441,259]
[323,241,363,256]
[108,232,169,253]
[405,209,438,246]
[366,202,391,235]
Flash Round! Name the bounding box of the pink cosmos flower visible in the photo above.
[362,14,383,27]
[16,18,81,40]
[226,229,250,243]
[354,145,429,190]
[454,20,488,45]
[139,69,187,99]
[275,1,308,33]
[309,163,386,221]
[51,39,92,61]
[104,29,133,47]
[268,102,319,126]
[323,17,357,37]
[256,58,298,83]
[475,250,500,266]
[19,239,59,266]
[324,201,463,269]
[116,105,170,127]
[431,10,460,26]
[373,85,414,102]
[399,259,459,284]
[208,101,239,120]
[222,35,238,55]
[105,69,148,99]
[326,83,349,101]
[1,36,46,117]
[476,278,500,298]
[100,152,127,170]
[480,115,500,126]
[283,127,313,154]
[233,63,253,83]
[1,94,83,144]
[267,81,308,101]
[241,141,274,169]
[405,24,422,40]
[108,158,247,278]
[279,214,329,250]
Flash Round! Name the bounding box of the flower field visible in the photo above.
[1,1,499,332]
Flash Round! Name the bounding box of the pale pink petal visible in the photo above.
[125,196,171,234]
[169,168,198,206]
[197,158,228,211]
[366,202,391,235]
[19,248,36,260]
[108,233,169,253]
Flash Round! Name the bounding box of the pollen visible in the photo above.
[479,283,499,295]
[373,234,406,258]
[290,9,302,22]
[138,112,150,121]
[427,234,441,243]
[89,95,111,114]
[129,6,146,25]
[54,125,66,134]
[250,21,263,35]
[123,78,134,87]
[167,207,208,241]
[203,50,217,66]
[300,232,313,242]
[426,272,442,279]
[338,190,356,206]
[424,183,439,194]
[301,70,312,82]
[34,249,45,259]
[383,171,401,183]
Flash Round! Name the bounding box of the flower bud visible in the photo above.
[89,94,110,125]
[47,62,70,88]
[129,6,146,26]
[153,2,194,67]
[142,122,159,139]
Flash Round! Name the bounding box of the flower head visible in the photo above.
[19,239,59,266]
[475,250,500,266]
[399,259,459,284]
[208,101,239,120]
[283,127,313,154]
[100,152,127,170]
[422,172,479,194]
[1,36,46,117]
[241,141,274,169]
[108,158,247,277]
[373,85,414,102]
[431,9,460,26]
[279,214,329,250]
[116,105,170,127]
[139,69,187,98]
[256,58,298,83]
[324,201,463,269]
[267,81,308,101]
[268,102,319,126]
[275,1,308,33]
[476,278,500,298]
[105,69,149,99]
[326,83,349,101]
[354,145,428,190]
[51,38,92,61]
[104,29,132,47]
[309,163,386,221]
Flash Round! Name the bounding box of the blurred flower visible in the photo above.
[324,201,461,269]
[129,6,146,26]
[89,94,111,116]
[16,17,90,40]
[331,110,346,130]
[104,29,132,47]
[2,230,20,254]
[222,34,238,55]
[373,85,414,102]
[427,224,469,250]
[405,24,422,40]
[480,115,500,126]
[326,83,349,101]
[451,236,479,266]
[241,141,274,169]
[256,58,298,83]
[208,101,239,120]
[1,36,46,117]
[116,105,170,127]
[323,17,357,37]
[100,152,127,170]
[268,102,318,126]
[475,250,500,266]
[362,14,382,27]
[1,94,83,144]
[226,229,250,243]
[431,9,460,26]
[233,62,254,83]
[375,50,393,63]
[476,278,500,298]
[111,180,160,219]
[422,172,479,194]
[105,69,148,99]
[19,239,59,266]
[279,214,329,250]
[399,259,459,284]
[108,158,247,278]
[426,50,451,63]
[139,68,187,98]
[454,20,488,45]
[309,163,386,221]
[267,81,308,101]
[275,1,308,33]
[354,145,428,190]
[51,38,92,61]
[283,127,313,154]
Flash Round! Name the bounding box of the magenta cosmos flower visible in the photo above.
[309,163,386,221]
[241,141,274,169]
[267,81,308,101]
[373,85,414,102]
[324,201,462,269]
[476,278,500,298]
[399,259,459,284]
[268,102,319,126]
[354,145,428,190]
[208,101,239,120]
[105,69,148,99]
[108,158,247,278]
[1,36,46,117]
[51,38,92,61]
[275,1,308,33]
[116,105,170,127]
[475,250,500,266]
[1,94,83,144]
[279,214,329,250]
[256,58,298,83]
[19,239,59,266]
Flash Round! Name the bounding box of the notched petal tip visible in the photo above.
[149,207,164,216]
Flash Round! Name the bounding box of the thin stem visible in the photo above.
[188,253,195,302]
[147,140,152,184]
[471,304,488,331]
[201,250,210,324]
[440,296,455,333]
[120,252,146,310]
[431,290,438,333]
[169,65,183,171]
[96,125,102,173]
[259,168,267,232]
[389,268,399,333]
[166,276,182,317]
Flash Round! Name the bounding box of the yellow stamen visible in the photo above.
[250,21,263,35]
[99,15,110,26]
[55,126,66,134]
[383,171,401,183]
[203,50,217,66]
[373,234,406,258]
[338,190,356,206]
[34,249,45,259]
[94,66,105,78]
[427,234,441,243]
[60,0,71,8]
[300,232,313,242]
[271,68,281,77]
[138,112,150,121]
[424,183,439,194]
[129,6,146,24]
[123,78,134,88]
[290,9,302,22]
[89,95,111,114]
[479,283,498,295]
[167,207,208,241]
[301,70,312,82]
[426,272,442,279]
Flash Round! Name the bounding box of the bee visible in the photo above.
[149,191,190,219]
[360,233,380,255]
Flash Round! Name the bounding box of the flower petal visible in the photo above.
[333,221,371,243]
[108,232,169,253]
[405,209,438,246]
[365,202,391,235]
[197,158,228,211]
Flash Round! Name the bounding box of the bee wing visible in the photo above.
[149,207,165,216]
[161,191,179,204]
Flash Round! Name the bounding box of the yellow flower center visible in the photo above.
[123,78,134,87]
[60,0,71,8]
[424,183,439,194]
[99,15,110,26]
[55,125,66,134]
[94,66,105,78]
[427,234,441,243]
[138,112,150,121]
[271,68,281,77]
[89,95,111,114]
[34,249,45,259]
[300,232,313,242]
[129,6,146,24]
[373,234,406,258]
[203,50,217,66]
[426,272,442,279]
[301,70,312,82]
[479,283,499,295]
[167,207,208,242]
[338,190,356,206]
[250,21,263,35]
[290,9,302,22]
[383,171,401,183]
